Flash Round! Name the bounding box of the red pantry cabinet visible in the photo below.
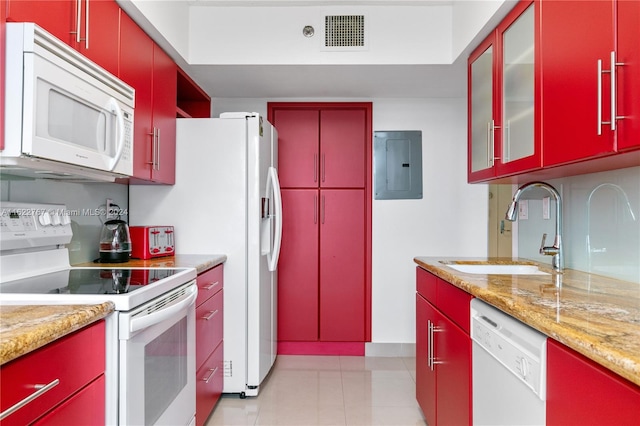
[547,339,640,425]
[270,102,371,353]
[5,0,120,76]
[120,12,177,185]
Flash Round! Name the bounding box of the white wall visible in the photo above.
[211,97,489,344]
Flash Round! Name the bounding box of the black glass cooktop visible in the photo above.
[0,268,183,295]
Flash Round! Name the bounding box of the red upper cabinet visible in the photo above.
[469,0,640,182]
[6,0,120,75]
[615,0,640,151]
[540,0,617,165]
[150,44,178,184]
[6,1,75,45]
[468,0,541,183]
[120,12,177,185]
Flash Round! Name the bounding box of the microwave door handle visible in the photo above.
[107,98,125,171]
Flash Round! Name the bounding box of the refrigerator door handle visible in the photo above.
[266,166,283,272]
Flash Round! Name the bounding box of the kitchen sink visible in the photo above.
[445,263,550,275]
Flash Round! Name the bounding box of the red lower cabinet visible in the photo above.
[195,264,224,426]
[0,321,105,425]
[196,343,224,426]
[415,267,472,425]
[547,339,640,425]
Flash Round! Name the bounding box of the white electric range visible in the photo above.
[0,202,198,426]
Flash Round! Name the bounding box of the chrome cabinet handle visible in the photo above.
[0,379,60,420]
[598,58,607,135]
[428,320,443,371]
[321,195,325,224]
[203,281,220,291]
[156,128,161,170]
[202,367,219,384]
[610,51,625,131]
[147,128,158,169]
[84,0,89,49]
[314,154,318,182]
[202,309,219,321]
[321,154,326,182]
[314,194,317,224]
[74,0,81,43]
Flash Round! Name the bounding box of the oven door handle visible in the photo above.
[129,288,197,333]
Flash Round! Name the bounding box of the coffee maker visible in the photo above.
[99,209,132,263]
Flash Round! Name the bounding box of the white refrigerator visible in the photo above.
[129,113,282,397]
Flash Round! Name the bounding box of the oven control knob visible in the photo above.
[51,212,62,226]
[38,211,52,226]
[60,214,71,225]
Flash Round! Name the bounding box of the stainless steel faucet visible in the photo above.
[505,181,564,272]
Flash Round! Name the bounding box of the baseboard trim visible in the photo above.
[278,341,365,356]
[365,342,416,357]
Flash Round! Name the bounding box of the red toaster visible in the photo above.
[129,226,175,259]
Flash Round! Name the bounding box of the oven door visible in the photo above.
[119,281,197,426]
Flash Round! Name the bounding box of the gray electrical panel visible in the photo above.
[374,131,422,200]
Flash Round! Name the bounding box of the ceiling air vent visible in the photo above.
[324,15,366,48]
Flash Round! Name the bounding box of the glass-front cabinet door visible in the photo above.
[468,36,499,182]
[501,4,534,165]
[467,0,542,183]
[495,0,541,178]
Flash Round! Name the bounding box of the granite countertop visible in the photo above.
[0,302,114,365]
[414,257,640,387]
[76,253,227,274]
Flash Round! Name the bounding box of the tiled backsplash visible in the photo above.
[0,179,128,264]
[516,166,640,283]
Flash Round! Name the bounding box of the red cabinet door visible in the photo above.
[320,109,366,188]
[6,0,75,46]
[547,339,640,425]
[150,43,177,184]
[616,0,640,151]
[319,189,365,341]
[119,12,154,181]
[272,109,320,188]
[436,312,472,426]
[6,0,120,75]
[416,294,436,426]
[541,0,616,166]
[75,0,120,76]
[467,33,500,183]
[278,189,319,341]
[33,375,106,426]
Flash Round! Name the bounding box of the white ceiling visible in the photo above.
[121,0,508,99]
[186,62,468,99]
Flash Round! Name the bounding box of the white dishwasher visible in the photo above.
[471,299,547,426]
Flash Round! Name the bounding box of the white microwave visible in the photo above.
[2,23,135,182]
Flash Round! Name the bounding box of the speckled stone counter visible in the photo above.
[414,257,640,387]
[77,253,227,274]
[0,302,114,365]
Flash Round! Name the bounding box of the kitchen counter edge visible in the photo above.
[414,257,640,388]
[0,302,114,365]
[76,253,227,275]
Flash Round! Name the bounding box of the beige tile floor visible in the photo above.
[205,355,427,426]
